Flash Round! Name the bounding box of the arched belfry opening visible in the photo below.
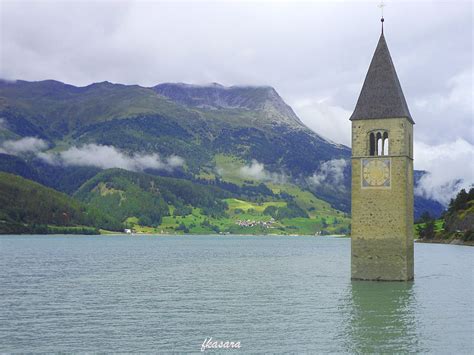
[368,130,389,156]
[376,132,383,155]
[369,133,376,156]
[383,131,389,155]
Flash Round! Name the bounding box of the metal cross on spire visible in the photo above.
[378,0,386,33]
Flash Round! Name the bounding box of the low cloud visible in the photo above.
[291,97,352,146]
[0,138,184,172]
[414,139,474,205]
[414,69,472,116]
[0,137,48,155]
[309,158,348,187]
[39,144,185,172]
[0,118,7,131]
[239,160,266,180]
[238,159,287,184]
[413,68,473,145]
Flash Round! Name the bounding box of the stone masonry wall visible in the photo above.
[351,117,414,281]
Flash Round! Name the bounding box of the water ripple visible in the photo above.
[0,235,472,353]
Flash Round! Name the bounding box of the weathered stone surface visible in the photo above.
[351,118,414,281]
[351,237,414,281]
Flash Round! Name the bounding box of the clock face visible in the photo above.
[362,158,390,188]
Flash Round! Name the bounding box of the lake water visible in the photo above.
[0,235,472,353]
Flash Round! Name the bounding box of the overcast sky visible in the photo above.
[0,0,472,202]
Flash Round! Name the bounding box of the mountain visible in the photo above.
[0,79,443,221]
[0,79,348,164]
[74,168,230,226]
[153,83,303,127]
[0,165,350,235]
[0,172,121,234]
[72,168,350,235]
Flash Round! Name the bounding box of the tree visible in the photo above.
[417,219,436,240]
[448,188,473,213]
[321,218,328,229]
[462,230,474,242]
[263,205,278,218]
[173,205,192,216]
[176,222,189,233]
[417,211,432,224]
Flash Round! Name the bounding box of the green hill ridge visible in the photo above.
[0,172,121,234]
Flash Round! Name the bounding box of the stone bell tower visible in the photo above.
[350,20,414,281]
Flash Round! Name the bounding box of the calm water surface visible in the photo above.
[0,235,472,353]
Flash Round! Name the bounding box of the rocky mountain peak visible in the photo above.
[153,82,303,126]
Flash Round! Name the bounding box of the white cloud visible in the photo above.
[309,158,348,187]
[39,144,185,172]
[0,118,7,131]
[414,139,474,205]
[238,159,287,184]
[0,137,48,155]
[239,160,266,180]
[292,97,352,146]
[414,69,472,113]
[412,68,473,145]
[36,151,59,165]
[165,155,185,168]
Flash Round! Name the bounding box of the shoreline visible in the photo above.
[0,233,348,238]
[416,238,474,247]
[107,232,349,237]
[3,233,472,246]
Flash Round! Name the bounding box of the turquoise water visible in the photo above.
[0,235,472,353]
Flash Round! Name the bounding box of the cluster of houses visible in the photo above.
[235,218,275,228]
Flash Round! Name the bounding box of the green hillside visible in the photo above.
[72,168,350,235]
[0,172,121,234]
[74,169,230,227]
[0,79,445,227]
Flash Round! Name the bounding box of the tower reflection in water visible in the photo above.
[348,281,421,353]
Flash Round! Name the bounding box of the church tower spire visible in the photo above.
[350,32,414,123]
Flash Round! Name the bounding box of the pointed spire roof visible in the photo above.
[350,32,414,123]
